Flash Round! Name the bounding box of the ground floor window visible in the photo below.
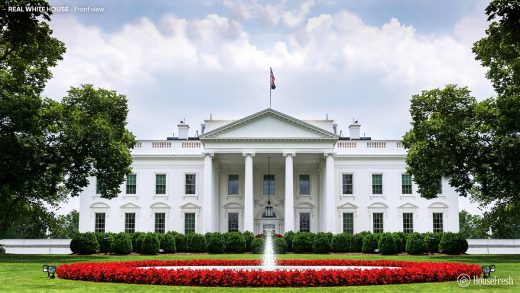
[185,213,195,234]
[403,212,414,233]
[125,213,135,233]
[94,213,105,233]
[299,212,310,232]
[342,213,354,234]
[155,213,165,233]
[372,213,383,233]
[433,212,444,232]
[228,212,239,232]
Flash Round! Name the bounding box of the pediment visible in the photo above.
[120,202,140,209]
[398,202,419,209]
[295,202,315,209]
[90,202,110,209]
[150,202,171,209]
[223,202,243,209]
[338,202,358,209]
[179,202,201,209]
[200,109,338,142]
[367,202,389,209]
[428,202,449,209]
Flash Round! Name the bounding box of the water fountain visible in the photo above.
[261,229,276,271]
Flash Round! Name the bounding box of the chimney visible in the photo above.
[348,121,361,139]
[177,121,189,140]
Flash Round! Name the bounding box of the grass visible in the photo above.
[0,253,519,292]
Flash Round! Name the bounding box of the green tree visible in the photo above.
[49,210,80,239]
[403,0,520,224]
[458,210,489,239]
[0,0,135,236]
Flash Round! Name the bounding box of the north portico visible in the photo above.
[79,108,460,235]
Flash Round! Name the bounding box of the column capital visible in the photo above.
[202,152,214,158]
[324,152,336,158]
[242,152,255,157]
[283,152,296,157]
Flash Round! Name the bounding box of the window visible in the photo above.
[155,213,165,233]
[126,174,137,194]
[342,213,354,234]
[402,174,412,194]
[433,213,444,232]
[125,213,135,233]
[299,212,310,232]
[342,174,353,194]
[228,175,239,195]
[263,174,275,195]
[155,174,166,194]
[184,213,195,234]
[228,212,239,232]
[185,174,196,194]
[373,213,384,233]
[372,174,383,194]
[94,213,105,233]
[403,213,414,233]
[299,175,310,195]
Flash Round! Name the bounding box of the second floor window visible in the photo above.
[263,174,275,195]
[342,174,353,194]
[185,174,196,194]
[402,174,412,194]
[299,175,310,195]
[126,174,137,194]
[228,175,239,195]
[156,174,166,194]
[372,174,383,194]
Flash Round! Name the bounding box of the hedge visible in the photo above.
[111,233,132,255]
[251,237,265,254]
[243,231,254,252]
[141,233,160,255]
[162,233,176,253]
[284,231,295,252]
[224,232,246,253]
[378,233,397,255]
[424,232,442,254]
[292,232,314,253]
[72,232,99,255]
[274,238,288,254]
[332,233,352,252]
[0,245,5,254]
[207,233,225,253]
[406,233,426,255]
[187,233,207,252]
[312,232,332,254]
[362,233,378,253]
[439,232,467,254]
[131,232,146,253]
[392,232,407,253]
[95,232,114,254]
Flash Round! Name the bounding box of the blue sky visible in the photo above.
[44,0,493,214]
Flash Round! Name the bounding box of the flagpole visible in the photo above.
[270,85,272,108]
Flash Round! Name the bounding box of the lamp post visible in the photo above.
[42,265,56,279]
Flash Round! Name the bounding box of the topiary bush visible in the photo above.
[69,238,79,254]
[224,232,246,253]
[284,231,295,252]
[274,237,288,254]
[378,232,397,255]
[174,232,187,252]
[331,233,352,252]
[392,232,407,253]
[351,232,369,252]
[131,232,146,253]
[243,231,254,252]
[95,233,114,254]
[424,232,442,254]
[406,232,426,255]
[251,237,265,254]
[0,245,5,254]
[141,233,160,255]
[362,233,378,254]
[207,232,225,253]
[187,233,207,253]
[204,232,215,247]
[75,232,99,255]
[439,232,466,254]
[111,233,132,255]
[161,233,176,253]
[312,232,332,254]
[292,232,314,253]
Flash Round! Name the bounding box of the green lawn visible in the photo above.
[0,253,518,292]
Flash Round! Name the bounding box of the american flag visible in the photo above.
[270,67,276,90]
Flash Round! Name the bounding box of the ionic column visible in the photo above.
[283,152,295,233]
[324,152,336,232]
[202,152,214,233]
[243,152,255,232]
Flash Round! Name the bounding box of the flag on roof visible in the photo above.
[270,67,276,90]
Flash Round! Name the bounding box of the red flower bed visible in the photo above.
[57,259,481,287]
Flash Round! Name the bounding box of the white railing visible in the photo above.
[182,141,201,148]
[337,141,357,148]
[367,141,386,148]
[152,141,171,148]
[396,141,404,148]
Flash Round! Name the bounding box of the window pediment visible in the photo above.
[428,202,449,209]
[367,202,388,209]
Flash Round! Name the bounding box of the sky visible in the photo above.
[43,0,494,215]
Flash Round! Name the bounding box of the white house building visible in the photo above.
[79,108,459,235]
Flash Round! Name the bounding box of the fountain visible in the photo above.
[261,229,276,271]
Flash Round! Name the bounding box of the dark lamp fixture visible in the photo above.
[43,265,56,279]
[262,156,276,218]
[482,264,496,278]
[263,200,275,218]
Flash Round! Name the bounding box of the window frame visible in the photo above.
[155,174,167,195]
[342,174,353,195]
[401,174,413,195]
[298,174,311,196]
[402,212,414,233]
[433,212,444,232]
[299,212,311,232]
[94,212,105,233]
[263,174,275,196]
[372,212,384,233]
[227,212,239,232]
[126,174,137,195]
[154,212,166,233]
[185,174,197,195]
[227,174,240,196]
[371,174,383,195]
[124,212,136,233]
[342,212,354,234]
[184,212,196,234]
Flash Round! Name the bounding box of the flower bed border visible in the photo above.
[57,259,481,287]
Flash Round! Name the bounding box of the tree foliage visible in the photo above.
[0,0,135,236]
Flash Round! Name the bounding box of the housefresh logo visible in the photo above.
[457,274,514,287]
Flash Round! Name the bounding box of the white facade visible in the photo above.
[79,109,459,235]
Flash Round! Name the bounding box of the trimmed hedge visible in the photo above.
[439,232,467,254]
[284,231,295,252]
[72,232,99,255]
[362,233,378,253]
[312,232,332,254]
[292,232,314,253]
[131,232,146,253]
[162,233,176,253]
[111,233,132,255]
[424,232,442,254]
[95,232,114,254]
[207,233,226,253]
[0,245,5,254]
[351,232,368,252]
[174,233,188,252]
[187,233,207,252]
[141,233,160,255]
[251,237,265,254]
[378,233,397,255]
[406,233,426,255]
[332,233,352,252]
[243,231,254,252]
[224,232,246,253]
[392,232,407,253]
[274,237,288,254]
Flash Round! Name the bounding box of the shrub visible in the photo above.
[424,232,442,254]
[312,232,332,254]
[292,232,314,253]
[250,237,265,254]
[284,231,295,252]
[75,232,99,255]
[0,245,5,254]
[174,233,187,252]
[274,238,288,254]
[224,232,246,253]
[95,233,114,254]
[131,232,146,253]
[406,233,426,255]
[161,233,176,253]
[243,231,254,252]
[141,233,160,255]
[351,232,369,252]
[362,233,378,254]
[204,232,215,247]
[378,233,397,255]
[69,238,79,254]
[187,233,207,252]
[392,232,407,253]
[331,233,352,252]
[207,233,225,253]
[439,232,466,254]
[111,233,132,255]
